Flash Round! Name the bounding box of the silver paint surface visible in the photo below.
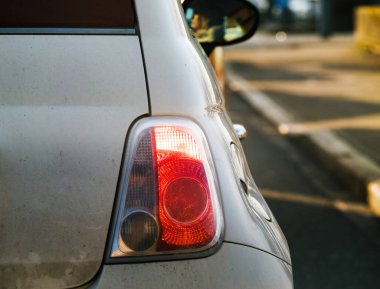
[0,35,148,288]
[91,243,293,289]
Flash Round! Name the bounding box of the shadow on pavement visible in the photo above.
[260,89,380,121]
[229,60,328,81]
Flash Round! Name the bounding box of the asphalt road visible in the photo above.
[226,33,380,168]
[227,91,380,289]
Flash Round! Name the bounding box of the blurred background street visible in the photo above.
[224,0,380,288]
[227,33,380,168]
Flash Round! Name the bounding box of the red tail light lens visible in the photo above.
[110,118,222,260]
[162,176,208,224]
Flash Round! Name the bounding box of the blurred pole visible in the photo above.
[319,0,332,37]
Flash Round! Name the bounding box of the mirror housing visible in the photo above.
[183,0,260,53]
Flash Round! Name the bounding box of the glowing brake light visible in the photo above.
[110,118,222,260]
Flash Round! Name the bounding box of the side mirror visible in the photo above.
[183,0,260,51]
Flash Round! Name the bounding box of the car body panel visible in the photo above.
[136,0,291,265]
[0,0,292,288]
[0,35,148,288]
[91,243,293,289]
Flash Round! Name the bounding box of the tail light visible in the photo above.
[109,117,223,261]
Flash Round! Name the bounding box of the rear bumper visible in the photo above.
[89,243,293,289]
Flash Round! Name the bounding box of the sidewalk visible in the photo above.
[225,32,380,215]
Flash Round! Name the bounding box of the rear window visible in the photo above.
[0,0,135,28]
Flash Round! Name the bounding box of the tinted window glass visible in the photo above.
[0,0,135,28]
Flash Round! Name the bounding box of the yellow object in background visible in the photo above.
[355,6,380,55]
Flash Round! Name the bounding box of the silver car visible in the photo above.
[0,0,293,288]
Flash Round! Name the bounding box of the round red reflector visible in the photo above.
[163,177,208,224]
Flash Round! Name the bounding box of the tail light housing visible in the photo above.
[109,117,223,261]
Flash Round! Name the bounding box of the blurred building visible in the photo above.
[266,0,380,34]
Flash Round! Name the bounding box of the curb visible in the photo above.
[227,68,380,216]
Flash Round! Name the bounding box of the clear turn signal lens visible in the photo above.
[110,118,222,260]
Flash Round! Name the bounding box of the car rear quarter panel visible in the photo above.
[91,243,293,289]
[135,0,291,265]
